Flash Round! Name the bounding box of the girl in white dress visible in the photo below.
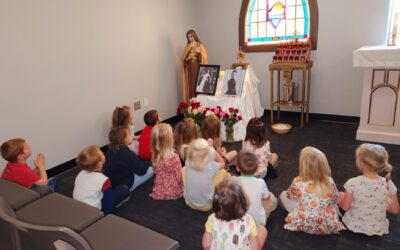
[340,143,399,236]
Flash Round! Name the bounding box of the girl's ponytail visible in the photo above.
[385,162,393,204]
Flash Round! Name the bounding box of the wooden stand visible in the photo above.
[269,61,313,128]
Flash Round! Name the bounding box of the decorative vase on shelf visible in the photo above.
[225,125,234,143]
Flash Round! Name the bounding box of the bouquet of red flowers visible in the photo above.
[177,99,205,127]
[221,107,243,127]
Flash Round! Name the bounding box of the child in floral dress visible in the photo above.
[202,178,267,250]
[340,143,399,236]
[279,146,344,234]
[149,123,183,200]
[243,117,279,180]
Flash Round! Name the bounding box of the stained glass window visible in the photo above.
[239,0,318,52]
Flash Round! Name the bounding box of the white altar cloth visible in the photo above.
[353,45,400,68]
[197,66,264,142]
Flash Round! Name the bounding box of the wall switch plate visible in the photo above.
[143,98,149,108]
[133,101,141,111]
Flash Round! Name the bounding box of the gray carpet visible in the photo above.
[55,113,400,250]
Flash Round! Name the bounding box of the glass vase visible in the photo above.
[225,125,234,142]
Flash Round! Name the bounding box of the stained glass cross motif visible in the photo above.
[267,0,286,29]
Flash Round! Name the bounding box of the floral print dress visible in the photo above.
[284,177,344,234]
[150,153,183,200]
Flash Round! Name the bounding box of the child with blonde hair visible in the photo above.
[236,151,277,226]
[1,138,52,196]
[202,178,267,250]
[173,118,198,163]
[73,145,130,213]
[340,143,399,236]
[182,138,230,211]
[279,146,344,234]
[243,117,279,180]
[139,110,161,161]
[150,123,183,200]
[201,114,237,165]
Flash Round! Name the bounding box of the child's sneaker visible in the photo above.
[48,178,57,190]
[116,193,131,208]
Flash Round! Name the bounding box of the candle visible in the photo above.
[393,12,399,35]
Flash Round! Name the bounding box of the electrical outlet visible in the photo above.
[133,101,141,111]
[143,98,149,108]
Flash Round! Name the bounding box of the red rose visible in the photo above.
[238,116,242,120]
[216,106,222,110]
[233,113,237,118]
[234,108,239,113]
[224,114,229,119]
[229,107,234,112]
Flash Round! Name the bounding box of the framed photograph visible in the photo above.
[195,64,220,96]
[222,68,246,97]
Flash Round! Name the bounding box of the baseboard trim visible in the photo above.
[47,115,183,178]
[263,110,360,124]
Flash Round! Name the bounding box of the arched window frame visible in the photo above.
[239,0,319,52]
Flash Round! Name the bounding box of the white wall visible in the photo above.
[0,0,195,170]
[0,0,391,171]
[192,0,390,116]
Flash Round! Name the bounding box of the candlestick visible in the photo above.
[389,12,399,46]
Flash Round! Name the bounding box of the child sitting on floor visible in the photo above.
[103,126,153,191]
[150,123,183,200]
[1,138,52,196]
[236,151,277,226]
[202,178,267,250]
[182,138,230,211]
[243,117,279,180]
[340,143,399,236]
[112,105,140,152]
[201,114,237,166]
[73,145,130,213]
[173,118,198,164]
[138,110,161,162]
[279,146,344,234]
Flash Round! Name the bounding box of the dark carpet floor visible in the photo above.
[54,113,400,250]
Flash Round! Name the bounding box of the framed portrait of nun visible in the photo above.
[195,64,220,96]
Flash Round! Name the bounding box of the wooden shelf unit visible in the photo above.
[269,61,313,128]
